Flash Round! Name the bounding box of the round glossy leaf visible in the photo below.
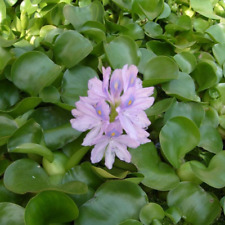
[167,182,221,225]
[104,36,140,69]
[158,2,171,19]
[63,1,104,30]
[177,161,203,184]
[145,98,175,117]
[0,97,42,117]
[112,0,133,11]
[29,106,72,130]
[39,86,60,103]
[191,151,225,188]
[206,23,225,44]
[174,52,197,74]
[76,180,147,225]
[44,123,81,150]
[138,48,156,74]
[139,203,164,225]
[0,202,25,225]
[11,51,62,96]
[8,119,43,152]
[191,61,218,91]
[61,65,98,105]
[0,80,20,110]
[212,43,225,65]
[132,0,164,20]
[160,116,200,168]
[190,0,220,19]
[146,40,174,56]
[62,162,103,190]
[4,158,50,194]
[143,56,179,86]
[25,191,79,225]
[11,143,54,162]
[54,30,93,68]
[0,47,12,72]
[162,72,200,102]
[130,142,179,191]
[0,114,18,146]
[119,219,142,225]
[164,101,205,127]
[144,22,163,38]
[198,123,223,154]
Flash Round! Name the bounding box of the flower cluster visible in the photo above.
[70,65,154,169]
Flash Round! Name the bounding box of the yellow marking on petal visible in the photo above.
[128,100,132,105]
[111,132,115,136]
[114,82,118,90]
[98,110,102,115]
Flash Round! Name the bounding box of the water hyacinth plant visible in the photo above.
[70,65,154,168]
[2,0,225,224]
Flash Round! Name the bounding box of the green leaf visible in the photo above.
[164,101,205,127]
[11,143,54,162]
[44,123,81,150]
[119,220,142,225]
[212,43,225,65]
[61,65,98,105]
[0,202,25,225]
[190,0,220,19]
[62,162,103,190]
[145,98,175,117]
[11,51,62,96]
[158,2,171,19]
[0,97,42,117]
[130,143,179,191]
[39,86,60,103]
[0,0,6,23]
[4,158,88,194]
[0,159,11,176]
[104,35,140,69]
[112,0,133,11]
[54,30,93,68]
[174,52,197,74]
[76,180,147,225]
[167,182,221,225]
[198,123,223,154]
[144,22,163,38]
[132,0,164,20]
[0,114,18,146]
[143,56,179,86]
[206,23,225,44]
[63,1,104,30]
[191,61,218,91]
[191,151,225,188]
[8,119,43,151]
[4,158,50,194]
[139,203,165,225]
[0,47,12,72]
[162,72,200,102]
[160,116,200,168]
[0,80,20,110]
[25,191,79,225]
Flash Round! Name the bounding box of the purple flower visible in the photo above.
[70,64,154,169]
[91,121,139,169]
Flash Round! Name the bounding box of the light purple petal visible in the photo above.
[71,109,82,117]
[105,120,123,137]
[124,109,151,128]
[113,142,132,163]
[70,115,99,132]
[95,100,110,121]
[118,113,137,139]
[136,87,154,98]
[91,138,109,164]
[105,142,116,169]
[82,125,103,146]
[116,135,139,148]
[75,99,97,118]
[110,69,123,99]
[132,97,154,111]
[135,78,142,89]
[102,66,111,95]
